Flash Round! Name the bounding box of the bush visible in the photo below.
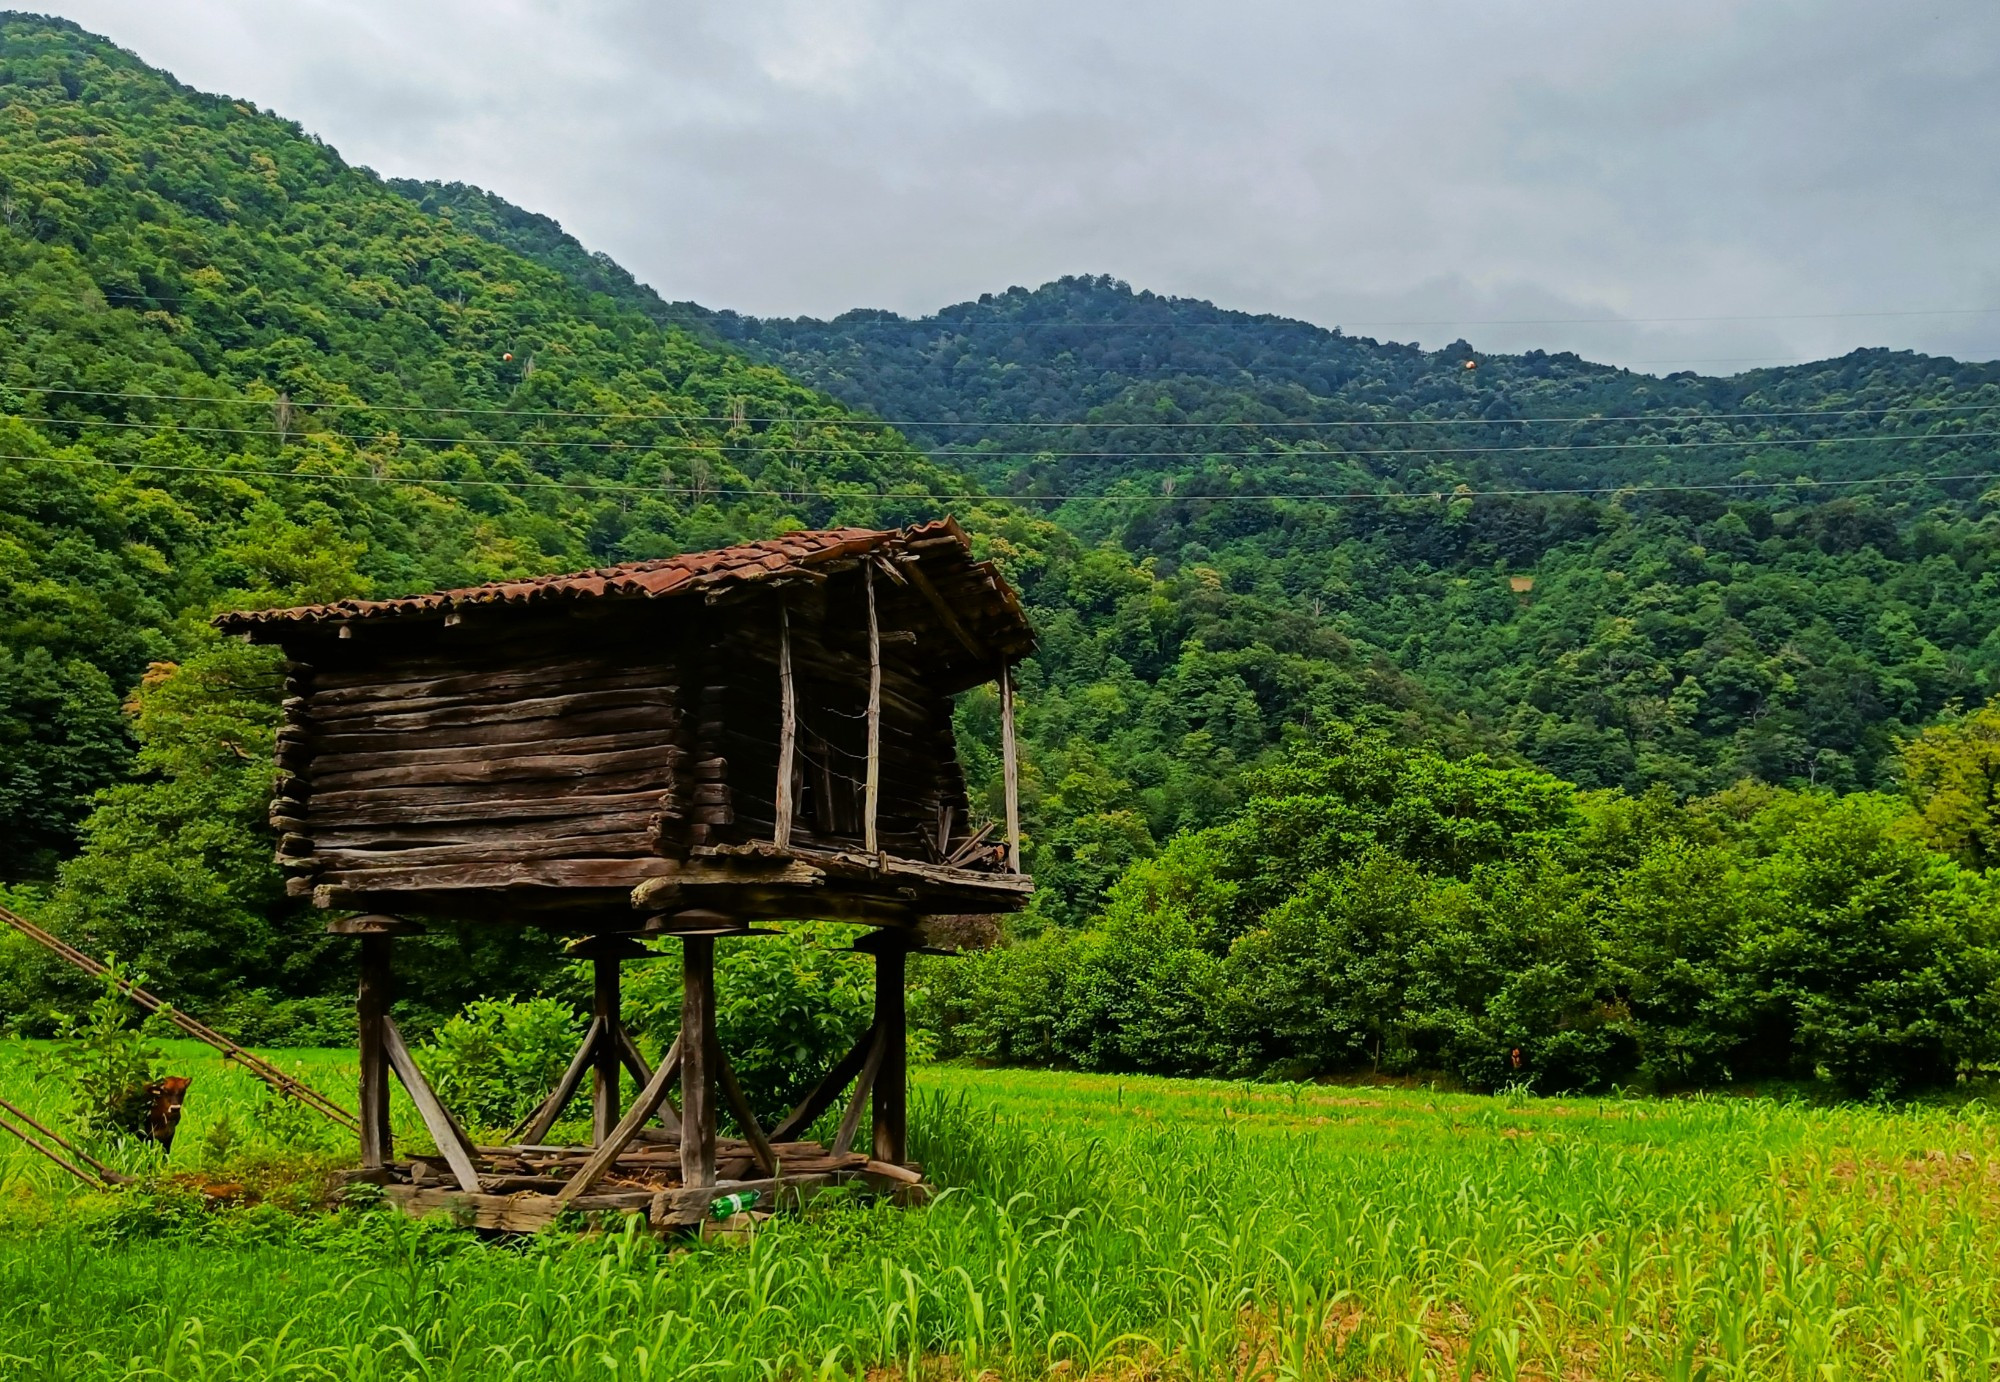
[623,924,873,1129]
[920,729,2000,1100]
[35,963,171,1142]
[417,996,585,1132]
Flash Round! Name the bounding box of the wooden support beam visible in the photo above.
[872,942,908,1166]
[895,555,985,660]
[382,1016,481,1193]
[556,1040,684,1205]
[615,1025,683,1135]
[357,934,393,1169]
[1000,664,1021,873]
[864,563,882,857]
[713,1041,777,1176]
[592,955,622,1144]
[774,606,796,848]
[832,1022,888,1157]
[680,934,717,1188]
[770,1021,878,1142]
[513,1015,603,1144]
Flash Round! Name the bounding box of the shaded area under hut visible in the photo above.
[216,519,1034,1230]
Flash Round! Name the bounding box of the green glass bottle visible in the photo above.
[711,1190,761,1218]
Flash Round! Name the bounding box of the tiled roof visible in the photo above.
[214,518,1029,653]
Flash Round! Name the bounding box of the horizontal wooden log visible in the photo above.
[312,744,683,793]
[311,687,680,734]
[311,660,670,708]
[307,788,671,829]
[314,857,677,893]
[311,809,667,850]
[313,730,684,782]
[308,835,662,870]
[311,703,685,755]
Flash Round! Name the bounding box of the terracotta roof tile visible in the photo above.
[213,519,1033,661]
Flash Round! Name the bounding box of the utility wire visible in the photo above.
[12,449,2000,506]
[10,413,2000,461]
[15,385,2000,430]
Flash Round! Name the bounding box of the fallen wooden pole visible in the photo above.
[0,1095,123,1184]
[0,904,359,1133]
[0,1109,112,1190]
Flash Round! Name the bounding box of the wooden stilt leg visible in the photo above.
[357,935,392,1169]
[680,935,716,1188]
[592,954,621,1145]
[872,942,907,1166]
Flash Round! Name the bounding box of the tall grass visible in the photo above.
[1,1046,1997,1379]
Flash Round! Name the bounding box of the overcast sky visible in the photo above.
[38,0,2000,373]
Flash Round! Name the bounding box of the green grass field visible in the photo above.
[1,1040,1997,1380]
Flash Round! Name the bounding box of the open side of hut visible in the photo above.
[216,519,1034,1229]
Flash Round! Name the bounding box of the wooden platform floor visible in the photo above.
[360,1129,927,1232]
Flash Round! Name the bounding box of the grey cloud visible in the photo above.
[41,0,2000,370]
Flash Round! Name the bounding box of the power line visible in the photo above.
[13,386,2000,432]
[11,448,2000,506]
[11,412,2000,460]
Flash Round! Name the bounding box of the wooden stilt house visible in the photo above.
[216,519,1033,1228]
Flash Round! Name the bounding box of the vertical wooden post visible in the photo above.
[357,935,392,1169]
[680,935,717,1188]
[871,940,907,1166]
[591,955,621,1145]
[1000,664,1021,873]
[864,565,882,857]
[774,606,796,848]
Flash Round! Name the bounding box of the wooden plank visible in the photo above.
[309,789,669,829]
[357,935,392,1169]
[312,680,674,725]
[382,1016,481,1194]
[311,770,686,814]
[681,935,717,1188]
[620,1029,682,1134]
[872,944,908,1166]
[556,1040,686,1206]
[311,703,679,753]
[770,1022,877,1142]
[648,1172,839,1226]
[864,564,882,856]
[314,744,685,793]
[774,606,795,849]
[313,729,681,777]
[310,836,661,870]
[895,556,986,660]
[1000,664,1021,873]
[311,857,677,893]
[514,1015,603,1144]
[313,810,665,849]
[592,957,621,1145]
[713,1041,777,1177]
[832,1022,887,1157]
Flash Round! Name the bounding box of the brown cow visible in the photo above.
[143,1077,191,1153]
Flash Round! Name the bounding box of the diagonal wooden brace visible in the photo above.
[383,1016,482,1193]
[556,1035,683,1207]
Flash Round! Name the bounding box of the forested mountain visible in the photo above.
[391,189,2000,800]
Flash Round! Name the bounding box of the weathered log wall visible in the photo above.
[275,611,690,912]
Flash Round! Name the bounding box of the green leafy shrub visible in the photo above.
[624,924,873,1128]
[35,963,171,1141]
[416,996,584,1132]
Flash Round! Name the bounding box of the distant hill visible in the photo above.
[405,185,2000,800]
